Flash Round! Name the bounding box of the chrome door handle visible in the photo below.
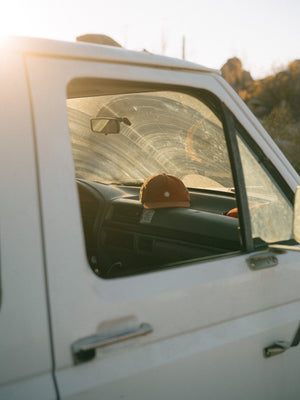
[263,322,300,358]
[72,322,153,364]
[263,341,290,358]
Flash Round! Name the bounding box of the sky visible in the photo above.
[0,0,299,79]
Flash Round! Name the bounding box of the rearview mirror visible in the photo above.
[90,116,131,134]
[294,186,300,243]
[90,118,121,134]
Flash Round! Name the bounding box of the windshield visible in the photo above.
[67,90,233,190]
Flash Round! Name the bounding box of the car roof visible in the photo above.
[2,35,220,74]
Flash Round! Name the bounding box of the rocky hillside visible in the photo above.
[221,58,300,174]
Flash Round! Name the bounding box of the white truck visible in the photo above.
[0,35,300,400]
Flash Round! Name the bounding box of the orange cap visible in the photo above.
[226,207,238,218]
[140,173,190,209]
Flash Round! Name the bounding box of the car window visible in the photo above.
[237,133,293,243]
[68,91,233,191]
[66,83,242,278]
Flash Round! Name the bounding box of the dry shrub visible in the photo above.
[261,104,300,174]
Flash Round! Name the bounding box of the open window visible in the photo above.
[66,79,263,278]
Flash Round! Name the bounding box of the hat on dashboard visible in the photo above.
[140,173,190,209]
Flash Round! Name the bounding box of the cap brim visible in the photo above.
[143,201,190,209]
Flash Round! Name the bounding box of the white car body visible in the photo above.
[0,36,299,400]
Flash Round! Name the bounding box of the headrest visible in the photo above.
[140,173,190,209]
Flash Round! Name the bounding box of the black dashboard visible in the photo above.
[77,180,240,278]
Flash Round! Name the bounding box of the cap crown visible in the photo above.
[140,173,190,209]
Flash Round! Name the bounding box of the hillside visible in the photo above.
[221,58,300,174]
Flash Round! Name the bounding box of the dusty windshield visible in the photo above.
[67,90,233,190]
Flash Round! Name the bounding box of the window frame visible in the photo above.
[221,104,254,252]
[67,78,255,261]
[222,107,296,250]
[67,77,296,265]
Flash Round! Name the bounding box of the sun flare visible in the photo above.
[0,1,47,40]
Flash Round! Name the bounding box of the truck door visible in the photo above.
[26,53,300,400]
[0,50,56,400]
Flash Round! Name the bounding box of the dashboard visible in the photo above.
[77,179,240,278]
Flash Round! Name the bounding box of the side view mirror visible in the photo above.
[90,117,131,135]
[293,186,300,243]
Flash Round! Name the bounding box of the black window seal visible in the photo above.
[221,103,254,253]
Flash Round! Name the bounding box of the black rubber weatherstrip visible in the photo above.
[221,103,254,253]
[291,323,300,347]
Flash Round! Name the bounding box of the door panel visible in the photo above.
[58,298,300,400]
[0,53,55,399]
[26,55,300,399]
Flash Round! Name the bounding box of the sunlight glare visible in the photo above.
[0,0,48,39]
